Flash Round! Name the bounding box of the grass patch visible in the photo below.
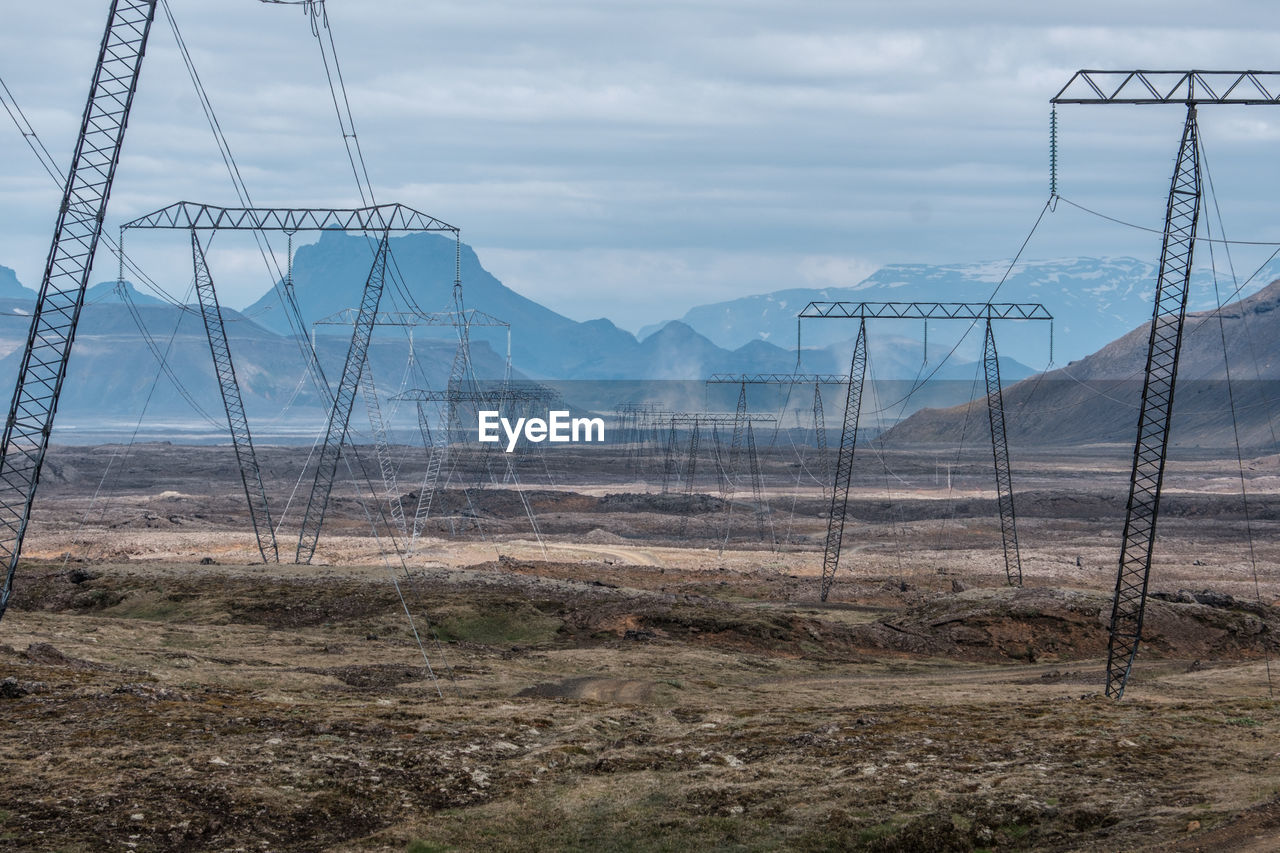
[105,591,214,623]
[432,602,562,646]
[406,780,785,852]
[159,630,209,650]
[856,819,905,844]
[406,842,455,853]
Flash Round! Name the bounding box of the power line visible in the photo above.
[0,74,62,184]
[117,281,222,427]
[1058,194,1280,247]
[158,0,333,410]
[1201,144,1274,700]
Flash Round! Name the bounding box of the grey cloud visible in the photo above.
[2,0,1279,324]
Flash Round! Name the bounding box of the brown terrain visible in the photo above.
[0,440,1277,851]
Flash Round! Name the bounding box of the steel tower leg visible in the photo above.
[296,231,391,563]
[711,425,731,500]
[631,410,645,478]
[633,410,647,477]
[629,410,643,476]
[661,420,678,494]
[1106,106,1201,698]
[360,365,407,537]
[409,401,447,548]
[679,419,701,538]
[983,319,1021,586]
[746,421,770,542]
[813,383,830,504]
[729,382,748,477]
[721,383,749,542]
[0,0,157,619]
[820,319,868,602]
[445,278,475,445]
[191,232,278,563]
[650,414,664,469]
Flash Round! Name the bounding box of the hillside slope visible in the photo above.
[886,278,1280,449]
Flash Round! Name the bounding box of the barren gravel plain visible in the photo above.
[0,441,1278,851]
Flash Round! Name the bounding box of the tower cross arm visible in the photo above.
[122,202,458,233]
[1052,70,1280,105]
[797,302,1051,321]
[667,413,777,425]
[393,384,561,404]
[705,373,848,385]
[313,309,509,328]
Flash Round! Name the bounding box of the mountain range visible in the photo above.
[242,230,1020,382]
[0,237,1271,444]
[0,235,874,437]
[0,233,1034,436]
[641,256,1280,370]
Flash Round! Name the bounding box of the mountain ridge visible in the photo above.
[640,256,1280,369]
[0,264,35,300]
[2,240,1238,440]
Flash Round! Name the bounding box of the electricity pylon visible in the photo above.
[705,374,848,545]
[122,203,459,563]
[1051,70,1280,697]
[0,1,158,622]
[797,302,1053,600]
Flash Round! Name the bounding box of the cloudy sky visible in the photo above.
[3,1,1280,330]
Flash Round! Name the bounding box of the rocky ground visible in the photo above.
[0,442,1277,851]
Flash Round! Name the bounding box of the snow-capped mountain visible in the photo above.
[639,257,1280,370]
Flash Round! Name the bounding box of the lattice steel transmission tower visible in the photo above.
[312,306,512,543]
[613,402,670,478]
[657,411,777,542]
[705,374,848,545]
[378,262,548,555]
[122,203,459,563]
[0,0,158,621]
[1051,70,1280,697]
[797,302,1053,600]
[393,383,560,550]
